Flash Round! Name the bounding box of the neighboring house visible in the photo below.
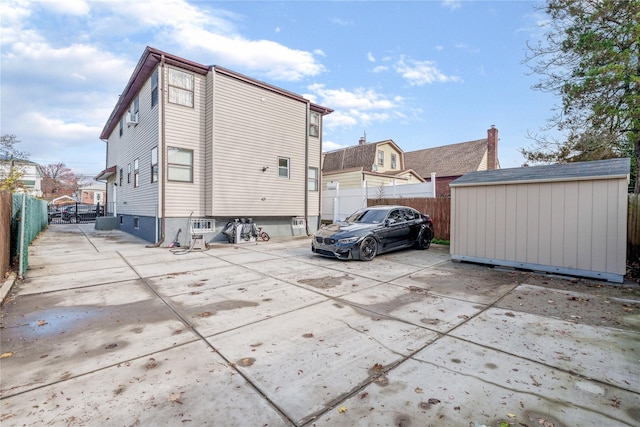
[0,159,44,197]
[79,182,106,205]
[322,137,424,190]
[96,46,333,244]
[404,126,500,196]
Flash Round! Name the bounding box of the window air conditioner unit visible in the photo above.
[126,112,139,125]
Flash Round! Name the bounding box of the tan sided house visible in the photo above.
[404,126,500,196]
[322,136,424,190]
[96,46,333,245]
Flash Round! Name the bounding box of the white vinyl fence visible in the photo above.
[322,180,436,223]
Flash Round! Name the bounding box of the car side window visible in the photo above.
[388,209,402,223]
[404,209,416,221]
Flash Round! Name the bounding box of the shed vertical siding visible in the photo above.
[451,166,628,283]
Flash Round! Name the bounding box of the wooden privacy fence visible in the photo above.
[0,191,11,279]
[368,197,451,240]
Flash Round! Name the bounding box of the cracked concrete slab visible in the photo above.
[2,224,638,427]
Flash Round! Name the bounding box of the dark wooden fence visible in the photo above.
[0,191,11,279]
[368,197,451,240]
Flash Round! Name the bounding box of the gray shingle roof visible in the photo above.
[450,158,630,187]
[323,140,396,172]
[404,139,488,178]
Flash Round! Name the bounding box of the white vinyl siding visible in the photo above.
[164,67,207,217]
[210,72,308,217]
[105,68,160,217]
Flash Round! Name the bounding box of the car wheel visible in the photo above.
[359,236,378,261]
[416,228,432,250]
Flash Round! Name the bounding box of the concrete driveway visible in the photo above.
[1,224,639,426]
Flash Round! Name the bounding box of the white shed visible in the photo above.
[450,158,630,283]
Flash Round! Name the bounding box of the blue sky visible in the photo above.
[0,0,555,179]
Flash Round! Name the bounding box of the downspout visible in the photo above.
[304,101,310,236]
[147,55,166,247]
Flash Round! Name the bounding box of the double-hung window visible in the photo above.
[119,168,123,186]
[133,158,139,187]
[127,163,131,184]
[168,68,194,107]
[168,147,193,182]
[377,150,384,166]
[278,157,290,179]
[309,112,319,137]
[151,146,158,183]
[391,153,397,169]
[308,167,318,191]
[151,69,159,107]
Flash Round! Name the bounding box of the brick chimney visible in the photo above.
[487,125,498,170]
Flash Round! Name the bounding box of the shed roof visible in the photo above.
[404,139,488,177]
[450,158,630,187]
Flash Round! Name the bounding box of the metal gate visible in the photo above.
[48,203,105,224]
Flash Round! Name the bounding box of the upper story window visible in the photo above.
[308,167,318,191]
[391,153,397,169]
[168,68,194,107]
[133,158,139,187]
[278,157,290,179]
[167,147,193,182]
[151,146,158,183]
[119,118,123,137]
[377,150,384,166]
[151,69,159,107]
[119,168,123,186]
[127,163,131,184]
[309,112,319,137]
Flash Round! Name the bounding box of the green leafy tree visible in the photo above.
[522,0,639,193]
[0,134,29,192]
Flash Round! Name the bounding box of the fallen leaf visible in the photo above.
[168,393,183,404]
[37,320,48,326]
[302,333,314,338]
[507,413,516,418]
[371,363,384,372]
[337,406,348,413]
[504,312,515,317]
[428,398,440,404]
[0,352,14,359]
[414,387,424,394]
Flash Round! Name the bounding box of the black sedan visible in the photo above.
[311,205,434,261]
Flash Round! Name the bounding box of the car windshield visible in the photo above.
[345,209,388,224]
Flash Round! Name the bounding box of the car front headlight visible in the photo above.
[337,236,360,244]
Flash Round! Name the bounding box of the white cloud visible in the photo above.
[322,140,345,152]
[442,0,462,10]
[331,17,353,26]
[367,52,375,62]
[36,0,90,15]
[394,57,461,85]
[372,65,388,73]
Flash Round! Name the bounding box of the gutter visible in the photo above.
[305,101,310,236]
[147,55,166,247]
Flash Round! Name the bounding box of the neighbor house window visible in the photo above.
[168,68,194,107]
[151,68,159,107]
[119,168,123,186]
[119,118,123,137]
[134,217,139,229]
[377,150,384,166]
[133,96,139,116]
[127,163,131,184]
[308,167,318,191]
[309,112,319,137]
[167,147,193,182]
[133,158,139,187]
[278,157,290,179]
[151,146,158,183]
[391,153,397,169]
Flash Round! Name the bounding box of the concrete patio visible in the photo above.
[1,224,638,426]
